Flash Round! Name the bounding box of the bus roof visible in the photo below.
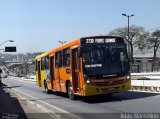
[35,38,80,60]
[48,35,123,53]
[35,35,124,59]
[47,38,80,55]
[80,35,123,39]
[35,52,49,60]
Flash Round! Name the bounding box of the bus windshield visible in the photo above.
[82,45,130,78]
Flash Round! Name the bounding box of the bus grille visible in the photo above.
[101,87,120,92]
[94,79,125,86]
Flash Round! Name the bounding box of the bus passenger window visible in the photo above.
[45,56,49,70]
[63,48,70,67]
[55,51,62,68]
[41,57,45,70]
[36,60,38,71]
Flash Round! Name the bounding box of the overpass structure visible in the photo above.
[5,61,33,66]
[1,60,35,77]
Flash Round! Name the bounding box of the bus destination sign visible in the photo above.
[82,38,116,45]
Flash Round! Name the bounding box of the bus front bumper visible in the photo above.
[83,79,131,96]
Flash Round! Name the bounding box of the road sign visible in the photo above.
[5,46,16,52]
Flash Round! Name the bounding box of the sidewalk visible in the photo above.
[0,83,27,119]
[0,81,54,119]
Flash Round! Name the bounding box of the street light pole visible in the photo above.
[122,13,134,62]
[0,40,14,47]
[58,41,67,45]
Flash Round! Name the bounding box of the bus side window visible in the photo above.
[41,57,45,70]
[50,56,54,80]
[55,51,62,68]
[63,48,70,67]
[36,60,38,71]
[45,56,50,79]
[45,56,49,70]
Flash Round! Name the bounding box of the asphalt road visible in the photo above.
[2,77,160,119]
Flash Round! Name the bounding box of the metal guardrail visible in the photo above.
[131,72,160,80]
[131,72,160,92]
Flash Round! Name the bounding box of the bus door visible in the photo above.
[49,56,55,89]
[72,48,80,92]
[55,51,62,91]
[37,61,41,87]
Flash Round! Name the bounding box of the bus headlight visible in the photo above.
[86,80,91,84]
[127,75,130,79]
[84,75,91,84]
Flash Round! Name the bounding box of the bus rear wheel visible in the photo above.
[67,83,75,100]
[44,81,52,94]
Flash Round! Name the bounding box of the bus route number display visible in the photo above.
[85,38,116,44]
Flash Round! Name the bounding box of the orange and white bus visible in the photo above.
[35,36,131,100]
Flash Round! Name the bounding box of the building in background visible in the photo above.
[132,53,160,72]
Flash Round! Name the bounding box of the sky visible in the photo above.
[0,0,160,53]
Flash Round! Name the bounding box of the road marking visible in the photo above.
[5,77,68,113]
[5,78,81,118]
[12,88,81,119]
[13,88,70,113]
[8,77,35,83]
[12,89,50,112]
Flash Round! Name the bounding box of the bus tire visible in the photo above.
[67,83,75,100]
[44,81,51,94]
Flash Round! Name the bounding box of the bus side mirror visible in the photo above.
[120,52,125,72]
[78,47,82,57]
[120,52,125,62]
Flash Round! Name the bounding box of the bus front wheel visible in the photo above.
[67,83,75,100]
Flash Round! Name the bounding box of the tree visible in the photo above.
[135,30,160,71]
[109,25,145,63]
[148,30,160,65]
[134,31,150,53]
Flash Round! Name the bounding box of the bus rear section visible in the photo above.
[35,53,51,93]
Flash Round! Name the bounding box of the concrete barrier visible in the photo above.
[131,80,160,92]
